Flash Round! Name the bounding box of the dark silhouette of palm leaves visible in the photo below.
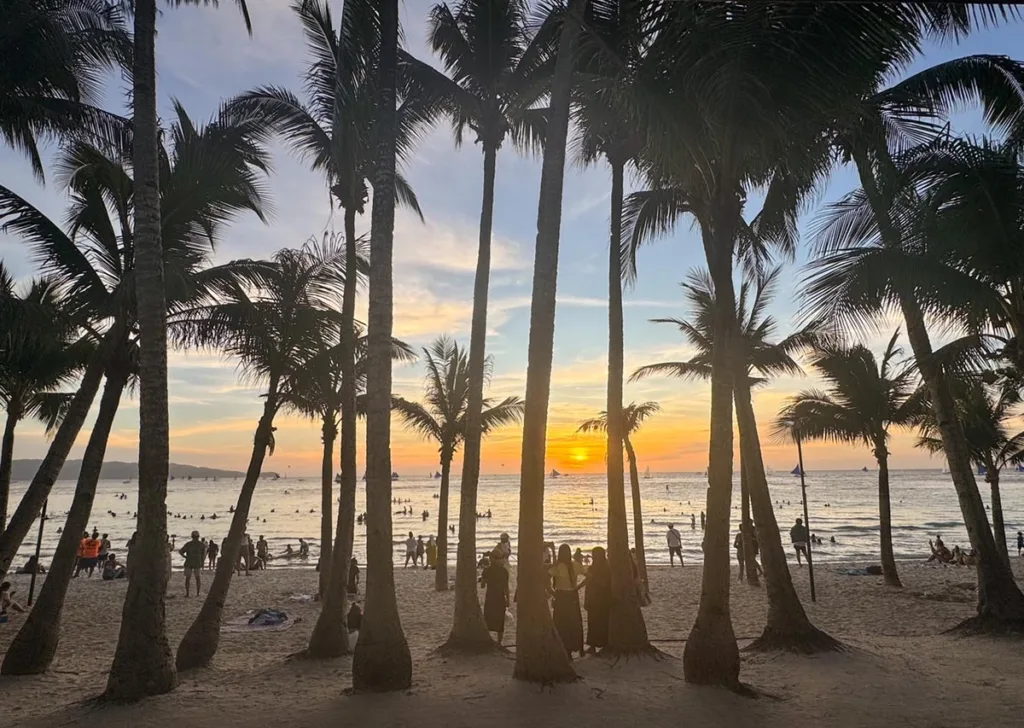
[577,400,660,437]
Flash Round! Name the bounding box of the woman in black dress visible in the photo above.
[548,543,584,658]
[482,547,510,643]
[583,546,610,652]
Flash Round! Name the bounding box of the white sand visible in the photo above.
[3,558,1024,727]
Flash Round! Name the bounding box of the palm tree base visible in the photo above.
[744,624,844,654]
[1,620,57,675]
[175,620,220,672]
[597,643,667,661]
[682,617,741,688]
[437,632,504,656]
[948,614,1024,636]
[304,620,351,659]
[352,632,412,692]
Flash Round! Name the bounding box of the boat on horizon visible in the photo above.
[861,466,869,472]
[433,471,442,478]
[644,466,651,479]
[391,471,400,481]
[791,464,804,476]
[550,469,562,478]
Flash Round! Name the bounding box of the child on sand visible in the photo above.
[1,581,25,618]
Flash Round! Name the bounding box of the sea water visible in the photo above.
[7,469,1022,570]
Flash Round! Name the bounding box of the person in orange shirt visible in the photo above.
[74,531,90,577]
[75,532,102,578]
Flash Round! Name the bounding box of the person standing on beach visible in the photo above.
[667,524,683,567]
[482,546,510,644]
[404,532,417,567]
[73,531,89,577]
[415,535,425,566]
[426,535,437,570]
[98,533,111,564]
[583,546,611,653]
[548,544,585,659]
[700,511,706,530]
[734,530,745,581]
[497,533,513,567]
[690,513,696,530]
[207,538,218,569]
[1017,531,1023,557]
[790,518,809,566]
[179,531,205,597]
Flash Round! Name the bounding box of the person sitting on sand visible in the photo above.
[15,555,45,575]
[1,581,26,617]
[926,538,953,563]
[101,554,127,581]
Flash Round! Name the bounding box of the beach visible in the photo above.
[4,559,1024,727]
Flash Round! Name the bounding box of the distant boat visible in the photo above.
[433,471,442,479]
[1017,464,1024,473]
[791,464,804,476]
[391,471,400,481]
[335,473,343,484]
[361,473,366,481]
[977,465,988,476]
[550,469,562,478]
[644,466,651,479]
[169,475,175,481]
[861,466,869,472]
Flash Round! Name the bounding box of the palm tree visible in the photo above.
[512,0,585,685]
[0,272,81,538]
[393,336,525,592]
[577,400,660,603]
[775,333,927,587]
[176,242,344,671]
[0,0,130,180]
[302,330,415,659]
[108,0,256,702]
[632,268,839,652]
[351,0,411,693]
[0,105,271,675]
[917,380,1024,567]
[226,0,430,664]
[401,0,553,652]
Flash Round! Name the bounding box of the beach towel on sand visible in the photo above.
[221,608,296,633]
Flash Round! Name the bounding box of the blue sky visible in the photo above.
[1,2,1022,475]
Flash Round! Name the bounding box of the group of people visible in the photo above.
[74,530,112,577]
[926,535,978,565]
[403,532,438,569]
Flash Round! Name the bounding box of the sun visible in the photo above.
[570,447,589,463]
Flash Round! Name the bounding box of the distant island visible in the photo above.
[10,460,279,482]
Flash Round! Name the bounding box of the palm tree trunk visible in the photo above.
[435,450,452,591]
[606,158,649,654]
[740,457,759,587]
[319,420,336,597]
[306,206,361,658]
[176,394,279,670]
[853,144,1024,623]
[734,375,839,652]
[988,468,1010,568]
[875,448,901,587]
[623,435,649,603]
[106,0,177,700]
[446,143,499,651]
[683,212,740,686]
[352,0,412,691]
[3,368,126,675]
[0,401,21,539]
[0,352,104,579]
[512,0,584,685]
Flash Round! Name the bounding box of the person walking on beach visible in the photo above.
[690,513,696,530]
[180,531,206,597]
[404,532,417,567]
[415,535,425,567]
[790,517,809,566]
[667,524,683,567]
[482,546,510,644]
[207,538,218,569]
[548,543,585,659]
[583,546,611,653]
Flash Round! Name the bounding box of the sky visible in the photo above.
[2,2,1023,477]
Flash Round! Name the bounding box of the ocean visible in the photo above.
[7,469,1022,571]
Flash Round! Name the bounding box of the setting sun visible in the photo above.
[570,447,589,463]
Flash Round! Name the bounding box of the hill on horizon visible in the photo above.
[8,460,278,482]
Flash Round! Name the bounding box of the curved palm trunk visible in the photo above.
[319,420,337,597]
[0,352,104,579]
[606,159,649,654]
[740,458,760,587]
[0,402,21,538]
[513,0,584,685]
[683,213,739,686]
[447,144,498,650]
[352,0,412,691]
[106,0,177,700]
[988,468,1009,568]
[734,375,838,652]
[623,435,649,602]
[875,448,901,587]
[176,394,278,670]
[854,147,1024,622]
[2,370,125,675]
[435,450,452,591]
[307,207,360,658]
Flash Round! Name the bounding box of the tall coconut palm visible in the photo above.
[775,333,927,587]
[108,0,256,702]
[295,327,415,660]
[632,268,838,652]
[400,0,554,652]
[175,242,344,671]
[0,0,130,181]
[0,104,271,675]
[226,0,430,662]
[917,380,1024,567]
[351,0,412,693]
[513,0,585,685]
[577,400,660,603]
[393,336,525,592]
[0,273,81,538]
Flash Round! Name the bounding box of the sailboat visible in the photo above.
[433,471,442,479]
[791,464,804,476]
[391,471,400,481]
[861,466,869,472]
[550,469,562,478]
[643,466,651,479]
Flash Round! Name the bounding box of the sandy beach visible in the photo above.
[3,557,1024,727]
